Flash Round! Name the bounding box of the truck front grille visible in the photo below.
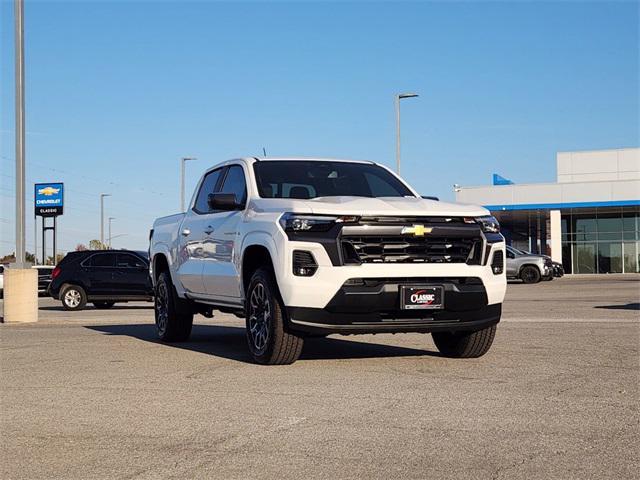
[341,236,482,264]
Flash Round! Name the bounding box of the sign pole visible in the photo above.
[53,216,57,265]
[14,0,26,267]
[42,217,46,265]
[4,0,37,323]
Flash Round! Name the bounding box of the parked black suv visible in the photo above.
[48,250,153,310]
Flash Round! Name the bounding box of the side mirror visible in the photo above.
[207,192,242,211]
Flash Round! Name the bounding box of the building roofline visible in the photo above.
[484,200,640,211]
[556,146,639,154]
[458,177,639,190]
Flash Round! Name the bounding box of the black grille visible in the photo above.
[342,236,482,264]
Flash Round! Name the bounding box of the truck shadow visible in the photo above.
[594,303,640,311]
[41,305,153,311]
[85,324,441,363]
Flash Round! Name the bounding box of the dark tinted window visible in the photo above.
[89,253,116,267]
[116,253,146,268]
[253,161,413,199]
[194,168,223,213]
[219,166,247,206]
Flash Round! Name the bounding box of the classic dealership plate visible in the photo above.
[400,286,444,310]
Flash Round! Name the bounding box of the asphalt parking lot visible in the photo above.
[1,275,638,479]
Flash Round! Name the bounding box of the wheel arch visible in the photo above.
[518,263,542,275]
[58,281,88,300]
[241,239,277,299]
[152,252,171,283]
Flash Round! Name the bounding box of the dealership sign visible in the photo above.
[34,182,64,217]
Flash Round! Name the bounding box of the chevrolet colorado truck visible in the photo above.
[149,158,506,364]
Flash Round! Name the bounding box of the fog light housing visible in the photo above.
[293,250,318,277]
[491,250,504,275]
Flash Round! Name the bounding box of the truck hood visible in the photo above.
[251,196,488,217]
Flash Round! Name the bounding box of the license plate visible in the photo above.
[400,286,444,310]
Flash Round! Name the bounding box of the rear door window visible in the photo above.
[89,253,116,267]
[116,253,146,268]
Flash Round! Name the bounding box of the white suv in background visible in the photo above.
[150,158,506,364]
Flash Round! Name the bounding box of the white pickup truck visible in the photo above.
[149,157,506,364]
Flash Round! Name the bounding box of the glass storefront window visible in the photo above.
[561,207,640,274]
[623,242,639,273]
[573,243,597,274]
[597,242,622,273]
[598,232,623,241]
[574,217,597,234]
[597,214,623,233]
[623,213,639,232]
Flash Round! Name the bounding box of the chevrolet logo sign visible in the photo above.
[38,186,60,196]
[401,224,432,236]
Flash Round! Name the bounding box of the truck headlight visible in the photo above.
[473,215,500,233]
[279,213,359,233]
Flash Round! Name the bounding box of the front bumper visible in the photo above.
[287,277,501,335]
[277,245,507,309]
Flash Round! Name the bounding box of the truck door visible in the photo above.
[177,167,224,296]
[202,165,246,300]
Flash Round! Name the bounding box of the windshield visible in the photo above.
[253,161,414,199]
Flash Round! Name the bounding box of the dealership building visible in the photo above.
[455,148,640,274]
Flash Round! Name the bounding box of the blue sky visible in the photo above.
[1,0,638,254]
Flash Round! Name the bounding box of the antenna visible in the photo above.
[262,147,267,157]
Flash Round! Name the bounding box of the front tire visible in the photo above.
[155,271,193,342]
[520,265,541,284]
[432,324,497,358]
[245,267,303,365]
[61,284,87,311]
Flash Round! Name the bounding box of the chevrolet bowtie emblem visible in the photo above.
[401,224,432,236]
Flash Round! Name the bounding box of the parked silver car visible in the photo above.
[505,246,553,283]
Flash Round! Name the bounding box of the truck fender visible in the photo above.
[239,232,280,297]
[151,244,176,286]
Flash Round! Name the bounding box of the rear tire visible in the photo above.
[432,324,497,358]
[245,267,303,365]
[520,265,541,284]
[93,301,115,309]
[155,271,193,342]
[61,284,87,311]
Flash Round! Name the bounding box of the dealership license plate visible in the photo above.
[400,286,444,310]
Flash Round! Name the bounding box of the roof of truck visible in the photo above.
[250,157,374,164]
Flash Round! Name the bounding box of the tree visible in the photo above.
[89,240,107,250]
[75,244,88,251]
[46,253,65,265]
[0,251,36,264]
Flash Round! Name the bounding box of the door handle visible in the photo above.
[204,225,214,235]
[181,228,191,236]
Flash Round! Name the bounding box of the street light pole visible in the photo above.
[108,217,115,248]
[180,157,197,212]
[100,193,111,247]
[395,92,419,175]
[14,0,26,267]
